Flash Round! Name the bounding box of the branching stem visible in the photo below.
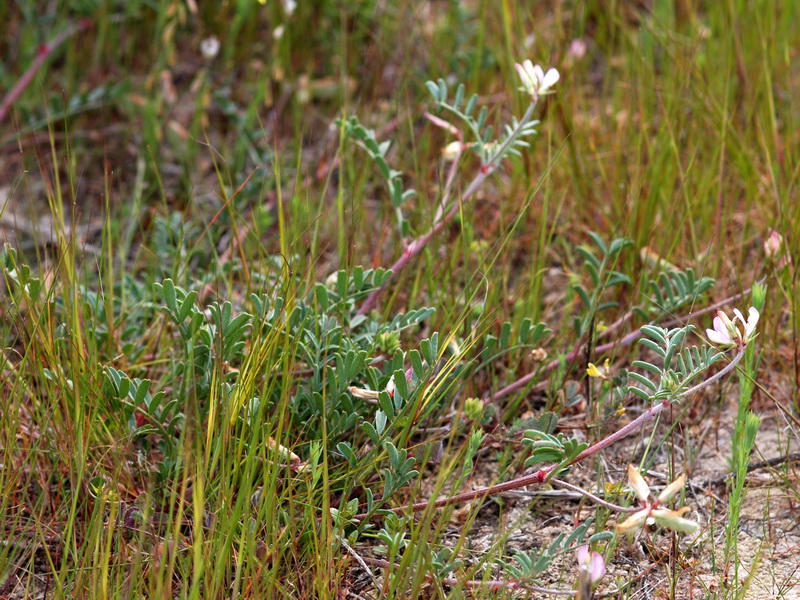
[354,349,745,522]
[490,292,754,403]
[549,478,639,513]
[357,101,538,315]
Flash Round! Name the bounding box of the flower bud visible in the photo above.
[441,141,463,161]
[763,230,783,259]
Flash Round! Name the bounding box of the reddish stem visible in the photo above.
[0,19,93,124]
[356,101,538,316]
[490,285,757,403]
[355,349,744,522]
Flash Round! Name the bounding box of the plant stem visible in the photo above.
[549,478,639,513]
[490,294,753,402]
[0,19,93,124]
[355,349,744,521]
[598,283,760,341]
[356,101,538,315]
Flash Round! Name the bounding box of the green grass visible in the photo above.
[2,1,799,598]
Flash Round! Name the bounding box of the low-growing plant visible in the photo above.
[1,41,770,599]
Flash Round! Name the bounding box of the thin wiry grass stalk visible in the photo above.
[549,478,640,513]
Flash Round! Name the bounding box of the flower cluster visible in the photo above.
[616,465,698,534]
[705,307,759,349]
[515,60,559,99]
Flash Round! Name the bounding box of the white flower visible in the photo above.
[200,36,220,61]
[617,465,699,535]
[282,0,297,16]
[706,311,735,347]
[348,386,380,401]
[706,307,759,349]
[348,376,397,403]
[515,60,559,99]
[735,307,759,341]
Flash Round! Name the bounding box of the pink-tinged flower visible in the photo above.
[577,545,605,584]
[705,307,759,349]
[568,38,588,61]
[706,311,735,347]
[764,230,791,270]
[515,60,560,99]
[764,231,783,259]
[616,465,698,535]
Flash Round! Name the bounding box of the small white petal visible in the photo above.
[627,464,650,502]
[706,328,733,347]
[745,307,759,338]
[516,63,535,95]
[616,508,650,533]
[532,64,545,84]
[541,68,560,91]
[348,386,380,400]
[522,60,536,82]
[441,141,462,161]
[708,315,734,346]
[657,474,686,503]
[200,36,220,60]
[652,508,699,534]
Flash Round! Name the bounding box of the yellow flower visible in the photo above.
[586,359,610,379]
